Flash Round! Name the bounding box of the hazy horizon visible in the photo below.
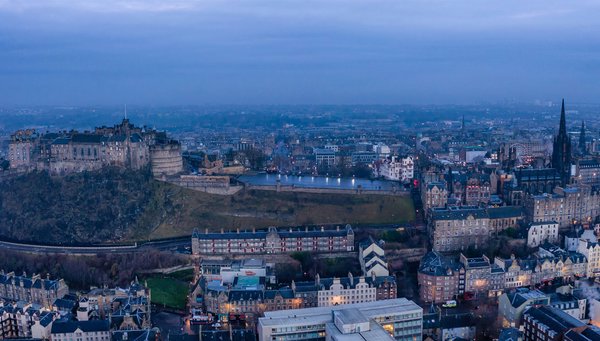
[1,0,599,106]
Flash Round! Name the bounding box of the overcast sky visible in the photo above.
[0,0,599,105]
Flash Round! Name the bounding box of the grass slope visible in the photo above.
[146,188,415,239]
[0,168,414,243]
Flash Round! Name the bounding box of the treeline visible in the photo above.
[0,249,188,290]
[0,167,177,244]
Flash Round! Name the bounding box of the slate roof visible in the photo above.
[51,320,110,334]
[192,226,350,240]
[419,251,463,276]
[38,311,55,327]
[439,313,475,329]
[71,134,106,144]
[498,328,522,341]
[487,206,523,219]
[430,207,487,220]
[53,298,76,310]
[264,289,294,299]
[0,273,62,291]
[318,275,396,290]
[505,288,548,308]
[228,290,263,302]
[523,305,585,334]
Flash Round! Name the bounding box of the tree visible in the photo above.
[275,262,300,283]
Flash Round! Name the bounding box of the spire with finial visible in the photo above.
[552,98,572,187]
[559,98,566,137]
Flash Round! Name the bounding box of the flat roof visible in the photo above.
[260,298,422,327]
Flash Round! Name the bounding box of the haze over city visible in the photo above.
[3,1,600,341]
[1,0,599,105]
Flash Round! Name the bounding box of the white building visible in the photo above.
[200,259,267,284]
[359,237,389,277]
[577,239,600,278]
[324,144,339,152]
[565,227,597,252]
[31,312,56,340]
[526,222,559,248]
[314,148,336,167]
[374,143,391,157]
[377,156,414,182]
[326,309,395,341]
[317,275,376,307]
[50,320,110,341]
[257,298,423,341]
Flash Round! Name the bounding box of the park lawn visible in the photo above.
[145,187,415,239]
[145,277,189,310]
[167,268,195,282]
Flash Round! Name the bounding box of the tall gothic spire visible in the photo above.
[552,98,572,186]
[559,98,566,137]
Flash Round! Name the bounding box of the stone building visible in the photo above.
[150,141,184,177]
[576,239,600,278]
[375,155,414,182]
[526,222,559,248]
[418,251,465,303]
[50,320,110,341]
[574,159,600,186]
[0,302,58,339]
[422,181,448,213]
[8,119,182,177]
[0,271,68,309]
[514,168,562,195]
[77,279,151,331]
[522,305,600,341]
[429,206,523,252]
[192,225,354,256]
[418,249,587,302]
[525,186,600,228]
[201,273,396,323]
[314,273,396,307]
[460,254,505,298]
[465,175,491,205]
[7,129,37,169]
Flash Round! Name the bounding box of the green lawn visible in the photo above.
[146,187,415,239]
[167,268,195,282]
[146,277,189,310]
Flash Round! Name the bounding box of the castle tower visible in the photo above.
[551,99,572,186]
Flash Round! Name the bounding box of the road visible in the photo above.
[0,237,191,255]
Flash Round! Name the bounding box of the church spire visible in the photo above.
[559,98,566,137]
[552,98,572,186]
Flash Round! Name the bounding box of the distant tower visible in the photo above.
[461,115,465,136]
[551,99,572,186]
[579,121,587,155]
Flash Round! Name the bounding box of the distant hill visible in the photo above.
[0,168,415,244]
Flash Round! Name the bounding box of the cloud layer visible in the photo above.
[0,0,599,105]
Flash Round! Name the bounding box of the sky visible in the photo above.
[0,0,599,105]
